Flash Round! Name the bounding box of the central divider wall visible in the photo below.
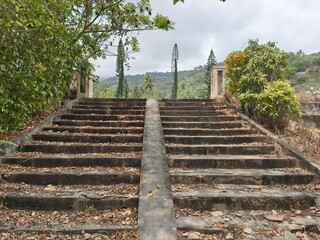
[138,99,177,240]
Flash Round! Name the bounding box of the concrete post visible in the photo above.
[210,65,226,98]
[76,70,93,99]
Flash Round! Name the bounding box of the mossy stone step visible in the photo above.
[168,155,297,169]
[169,169,315,185]
[2,156,141,168]
[72,104,146,109]
[0,192,138,210]
[166,144,275,155]
[173,189,317,210]
[22,143,142,154]
[61,114,144,121]
[164,135,268,145]
[32,133,143,144]
[68,109,145,115]
[43,126,144,134]
[161,115,240,122]
[52,119,144,127]
[159,110,225,116]
[163,128,258,136]
[159,106,227,111]
[2,172,140,185]
[162,121,243,129]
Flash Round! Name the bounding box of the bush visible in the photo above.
[255,81,301,131]
[224,40,300,131]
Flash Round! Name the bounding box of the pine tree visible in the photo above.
[116,39,125,98]
[204,49,217,98]
[171,43,179,98]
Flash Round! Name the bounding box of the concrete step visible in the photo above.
[0,224,136,236]
[52,119,144,127]
[159,110,225,116]
[159,106,227,111]
[32,133,143,144]
[168,155,297,169]
[43,126,144,134]
[166,144,275,155]
[164,135,269,145]
[159,99,216,103]
[78,98,145,103]
[159,101,217,107]
[72,104,146,109]
[161,115,241,122]
[163,128,258,136]
[0,192,138,210]
[162,121,244,129]
[68,109,145,115]
[22,142,142,154]
[61,114,144,121]
[169,169,315,185]
[2,172,140,185]
[1,156,141,168]
[173,188,316,210]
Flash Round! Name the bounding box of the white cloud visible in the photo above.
[94,0,320,79]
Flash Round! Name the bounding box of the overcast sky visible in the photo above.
[93,0,320,79]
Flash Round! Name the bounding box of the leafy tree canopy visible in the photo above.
[0,0,174,130]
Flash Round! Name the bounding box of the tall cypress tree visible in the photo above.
[205,49,217,98]
[116,39,125,98]
[171,43,179,98]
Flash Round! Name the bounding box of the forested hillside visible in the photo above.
[95,66,209,99]
[95,51,320,99]
[289,51,320,93]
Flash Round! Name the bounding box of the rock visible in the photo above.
[177,216,212,229]
[287,224,303,232]
[265,215,284,222]
[187,232,200,240]
[44,184,57,192]
[211,211,224,217]
[226,233,234,239]
[84,233,92,240]
[284,230,299,240]
[243,227,253,234]
[290,217,316,226]
[290,217,319,232]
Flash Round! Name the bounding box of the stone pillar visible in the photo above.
[76,69,93,99]
[210,66,226,98]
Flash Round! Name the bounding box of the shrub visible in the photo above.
[255,81,301,131]
[224,39,299,131]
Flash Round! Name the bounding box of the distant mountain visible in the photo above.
[95,66,208,98]
[99,70,193,87]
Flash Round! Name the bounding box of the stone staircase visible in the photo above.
[0,98,319,239]
[0,98,146,238]
[159,99,319,239]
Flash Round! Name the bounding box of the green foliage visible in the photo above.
[124,79,129,98]
[171,43,179,98]
[141,73,155,96]
[204,49,217,98]
[224,39,300,130]
[0,0,175,130]
[0,0,80,130]
[0,129,17,153]
[95,67,208,99]
[290,51,320,73]
[256,81,301,130]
